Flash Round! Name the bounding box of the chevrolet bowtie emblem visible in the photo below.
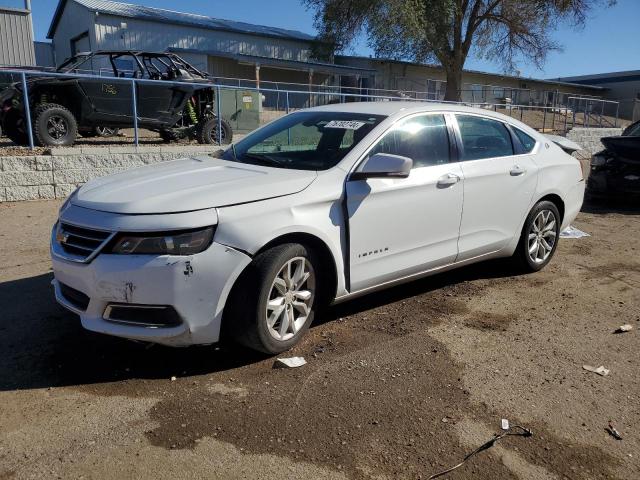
[56,230,69,244]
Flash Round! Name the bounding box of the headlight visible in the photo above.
[110,226,215,255]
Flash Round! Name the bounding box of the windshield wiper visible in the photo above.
[241,152,285,167]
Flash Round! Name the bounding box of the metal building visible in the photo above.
[558,71,640,121]
[46,0,372,89]
[0,2,35,66]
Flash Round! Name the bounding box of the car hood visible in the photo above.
[71,156,317,214]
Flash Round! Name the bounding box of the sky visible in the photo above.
[3,0,638,79]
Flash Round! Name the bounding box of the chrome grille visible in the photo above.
[56,222,114,262]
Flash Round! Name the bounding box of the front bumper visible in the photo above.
[51,236,251,347]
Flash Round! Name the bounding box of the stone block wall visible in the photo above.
[0,146,220,202]
[566,127,623,155]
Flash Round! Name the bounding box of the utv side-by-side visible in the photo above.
[0,51,233,147]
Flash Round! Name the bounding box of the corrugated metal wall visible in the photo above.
[93,14,311,62]
[51,0,94,65]
[0,8,35,66]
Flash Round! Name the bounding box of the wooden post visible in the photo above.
[255,63,260,90]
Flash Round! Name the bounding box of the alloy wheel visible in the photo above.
[47,116,68,140]
[265,256,315,341]
[528,209,557,264]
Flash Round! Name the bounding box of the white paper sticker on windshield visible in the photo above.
[324,120,366,130]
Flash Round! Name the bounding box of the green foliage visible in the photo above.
[304,0,616,100]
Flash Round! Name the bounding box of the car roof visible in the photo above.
[308,101,535,131]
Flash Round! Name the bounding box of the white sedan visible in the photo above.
[51,102,585,353]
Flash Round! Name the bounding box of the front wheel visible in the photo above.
[196,117,232,145]
[228,243,318,354]
[33,103,78,147]
[512,200,561,272]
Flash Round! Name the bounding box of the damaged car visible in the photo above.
[588,120,640,198]
[0,51,232,147]
[51,103,584,353]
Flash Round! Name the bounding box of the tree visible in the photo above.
[305,0,615,101]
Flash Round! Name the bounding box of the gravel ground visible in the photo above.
[0,199,638,480]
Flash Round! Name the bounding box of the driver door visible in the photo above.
[346,113,464,291]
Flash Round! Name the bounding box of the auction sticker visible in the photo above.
[324,120,366,130]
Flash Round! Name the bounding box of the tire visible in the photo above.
[227,243,319,354]
[33,103,78,147]
[2,108,28,146]
[196,116,232,145]
[512,200,561,272]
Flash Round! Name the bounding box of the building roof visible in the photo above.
[555,70,640,85]
[47,0,316,42]
[336,55,607,91]
[0,6,30,15]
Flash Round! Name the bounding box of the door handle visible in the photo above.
[437,173,460,188]
[510,165,526,176]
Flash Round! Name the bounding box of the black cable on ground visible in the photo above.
[428,425,533,479]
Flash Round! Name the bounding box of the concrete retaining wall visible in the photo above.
[0,146,219,202]
[566,127,623,155]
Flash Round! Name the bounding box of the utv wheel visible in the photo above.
[196,117,232,145]
[2,108,28,146]
[33,103,78,147]
[228,243,318,354]
[513,200,561,272]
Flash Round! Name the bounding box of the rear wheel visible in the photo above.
[512,200,561,272]
[196,117,232,145]
[33,103,77,147]
[228,243,318,354]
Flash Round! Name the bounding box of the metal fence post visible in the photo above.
[20,73,35,150]
[131,80,139,146]
[216,85,222,145]
[572,98,576,129]
[542,107,547,132]
[599,100,604,127]
[586,100,590,128]
[614,102,619,128]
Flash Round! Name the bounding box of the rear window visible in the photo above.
[514,128,537,153]
[456,115,514,160]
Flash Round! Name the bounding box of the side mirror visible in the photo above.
[350,153,413,180]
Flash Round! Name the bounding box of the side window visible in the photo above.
[513,127,537,153]
[368,114,450,168]
[456,115,514,161]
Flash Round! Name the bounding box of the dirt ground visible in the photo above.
[0,199,639,480]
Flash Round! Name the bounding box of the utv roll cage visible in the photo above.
[57,51,211,82]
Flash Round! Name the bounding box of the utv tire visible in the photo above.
[512,200,561,272]
[2,108,29,146]
[196,117,232,145]
[227,243,318,354]
[33,103,78,147]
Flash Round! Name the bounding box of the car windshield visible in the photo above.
[624,121,640,136]
[221,111,386,170]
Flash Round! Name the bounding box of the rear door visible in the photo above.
[453,114,539,261]
[346,113,464,291]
